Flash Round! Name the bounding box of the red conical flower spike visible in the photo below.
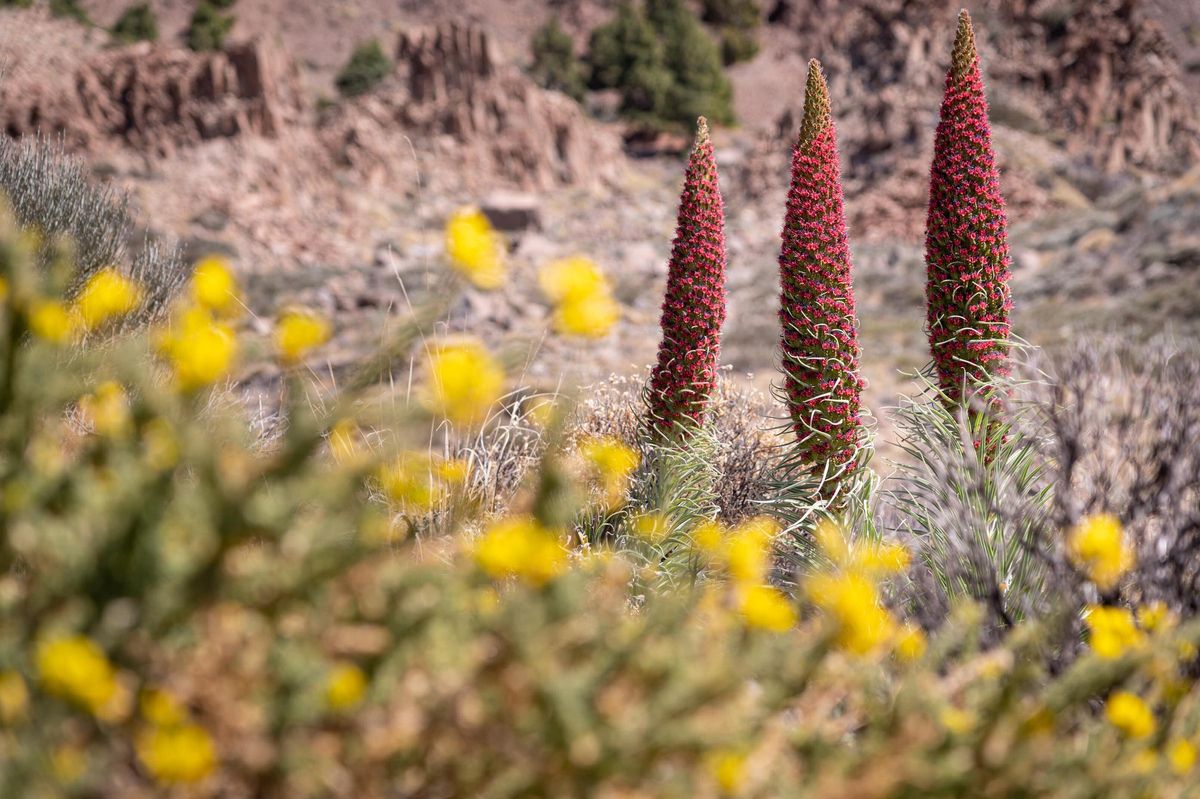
[778,60,865,500]
[646,117,728,438]
[925,10,1013,403]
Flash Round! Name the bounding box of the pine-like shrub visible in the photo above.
[924,11,1013,403]
[646,117,727,438]
[777,61,864,503]
[587,1,673,119]
[335,40,392,98]
[530,17,587,102]
[587,0,734,127]
[186,1,234,52]
[700,0,761,64]
[646,0,735,125]
[112,3,158,43]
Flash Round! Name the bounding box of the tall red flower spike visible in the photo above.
[778,60,864,501]
[646,117,727,438]
[925,10,1013,403]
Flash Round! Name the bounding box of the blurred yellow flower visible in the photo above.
[806,572,896,656]
[78,381,131,438]
[1105,691,1155,739]
[142,417,180,471]
[538,256,619,338]
[52,744,87,783]
[275,309,331,364]
[191,256,241,317]
[579,436,638,506]
[425,340,504,427]
[815,520,909,576]
[445,208,505,289]
[1137,601,1173,633]
[28,299,77,344]
[1084,605,1146,659]
[725,517,776,584]
[0,670,29,724]
[156,308,238,393]
[328,419,365,466]
[326,662,367,711]
[706,748,747,795]
[939,707,976,735]
[691,520,725,556]
[556,291,620,339]
[473,517,567,587]
[377,451,449,512]
[738,584,796,632]
[36,635,117,716]
[632,510,671,543]
[0,277,8,303]
[140,688,186,727]
[136,723,216,785]
[1068,513,1133,591]
[74,268,141,330]
[1168,738,1197,775]
[894,623,927,661]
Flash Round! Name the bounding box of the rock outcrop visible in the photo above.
[1,39,303,156]
[321,24,622,191]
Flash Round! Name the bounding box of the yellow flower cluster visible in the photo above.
[445,208,506,289]
[275,308,331,365]
[804,521,917,657]
[1105,691,1156,739]
[78,381,132,438]
[136,723,217,785]
[578,436,639,509]
[134,686,217,784]
[1085,605,1147,659]
[377,451,469,512]
[1067,513,1134,591]
[0,670,29,724]
[326,661,368,711]
[424,339,505,427]
[75,268,142,331]
[689,517,797,633]
[28,268,143,343]
[191,256,242,317]
[538,256,620,338]
[36,635,118,717]
[473,517,567,587]
[156,307,239,393]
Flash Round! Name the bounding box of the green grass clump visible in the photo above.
[335,39,392,98]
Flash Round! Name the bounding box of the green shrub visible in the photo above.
[111,2,158,43]
[0,0,34,9]
[186,1,234,52]
[49,0,90,25]
[586,0,733,127]
[335,39,392,98]
[719,25,759,64]
[0,137,187,324]
[530,17,587,102]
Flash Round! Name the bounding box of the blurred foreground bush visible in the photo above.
[0,205,1198,799]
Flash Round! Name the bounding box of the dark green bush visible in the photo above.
[530,17,587,102]
[186,1,234,52]
[112,2,158,43]
[586,0,734,128]
[49,0,90,25]
[646,0,735,124]
[0,0,34,9]
[335,40,392,98]
[702,0,761,64]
